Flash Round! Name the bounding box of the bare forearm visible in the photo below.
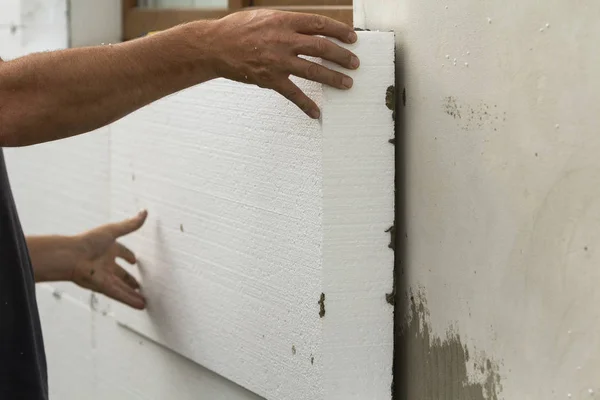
[26,235,80,282]
[0,22,217,146]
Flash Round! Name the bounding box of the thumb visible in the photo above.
[108,210,148,238]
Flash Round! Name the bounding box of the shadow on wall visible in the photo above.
[391,36,406,400]
[390,44,502,400]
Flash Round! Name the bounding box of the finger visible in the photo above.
[116,242,136,264]
[276,79,320,119]
[294,35,359,70]
[113,277,145,308]
[290,58,353,90]
[291,14,357,44]
[107,209,148,238]
[103,276,146,310]
[113,263,140,290]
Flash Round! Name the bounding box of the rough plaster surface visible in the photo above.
[110,33,395,400]
[357,0,600,398]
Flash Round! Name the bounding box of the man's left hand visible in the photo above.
[71,210,148,310]
[28,210,148,309]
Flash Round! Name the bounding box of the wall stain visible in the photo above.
[444,96,462,119]
[292,345,296,355]
[318,293,326,318]
[397,290,503,400]
[443,96,506,131]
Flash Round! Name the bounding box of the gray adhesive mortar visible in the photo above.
[396,290,503,400]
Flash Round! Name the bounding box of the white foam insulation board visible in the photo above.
[109,31,395,400]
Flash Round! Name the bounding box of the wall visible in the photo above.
[356,0,600,399]
[1,1,261,399]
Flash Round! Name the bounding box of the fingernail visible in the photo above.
[351,56,360,69]
[348,31,358,43]
[342,76,353,89]
[138,209,147,216]
[309,108,321,119]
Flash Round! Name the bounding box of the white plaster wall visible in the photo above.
[358,0,600,398]
[0,1,262,399]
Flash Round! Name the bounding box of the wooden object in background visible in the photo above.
[122,0,352,40]
[254,0,352,5]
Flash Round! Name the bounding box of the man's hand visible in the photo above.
[207,10,360,119]
[70,210,148,309]
[27,210,148,309]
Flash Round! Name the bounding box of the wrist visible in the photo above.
[169,20,222,84]
[28,235,81,283]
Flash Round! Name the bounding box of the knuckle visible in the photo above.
[257,67,273,81]
[314,38,327,54]
[283,87,299,101]
[312,16,326,32]
[306,63,321,80]
[262,50,279,65]
[266,11,284,25]
[255,67,277,87]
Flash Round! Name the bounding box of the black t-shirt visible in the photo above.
[0,149,48,399]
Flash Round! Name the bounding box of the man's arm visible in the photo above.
[0,10,359,147]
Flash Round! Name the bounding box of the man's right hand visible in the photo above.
[205,10,360,119]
